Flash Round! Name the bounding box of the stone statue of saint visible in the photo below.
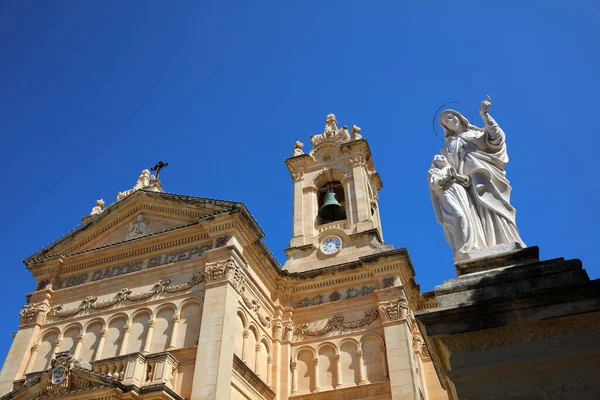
[90,199,105,216]
[432,96,525,259]
[126,215,148,240]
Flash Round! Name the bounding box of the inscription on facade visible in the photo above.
[53,244,211,290]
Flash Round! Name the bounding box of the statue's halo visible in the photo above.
[432,101,474,141]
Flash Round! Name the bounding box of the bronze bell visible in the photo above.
[319,191,346,222]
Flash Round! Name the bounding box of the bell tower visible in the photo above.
[283,114,392,273]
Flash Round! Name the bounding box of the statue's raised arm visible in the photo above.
[479,95,505,148]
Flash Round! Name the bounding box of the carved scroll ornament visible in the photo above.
[295,310,379,337]
[51,271,204,318]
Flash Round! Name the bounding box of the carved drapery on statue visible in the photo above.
[429,97,525,260]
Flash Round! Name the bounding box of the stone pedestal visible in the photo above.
[415,247,600,400]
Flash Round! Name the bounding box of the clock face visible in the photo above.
[321,236,342,255]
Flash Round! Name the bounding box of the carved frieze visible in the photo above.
[52,244,211,290]
[295,310,379,337]
[51,271,204,319]
[295,285,376,309]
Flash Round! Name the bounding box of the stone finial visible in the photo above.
[90,199,105,216]
[351,125,362,140]
[293,141,304,156]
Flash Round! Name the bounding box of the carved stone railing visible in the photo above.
[318,220,346,233]
[90,352,178,389]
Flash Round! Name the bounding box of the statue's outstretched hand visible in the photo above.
[480,95,492,114]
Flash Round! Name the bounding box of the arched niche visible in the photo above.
[178,301,203,348]
[81,320,103,362]
[340,340,360,386]
[234,310,246,359]
[256,339,269,381]
[31,329,59,372]
[103,316,127,359]
[317,344,337,391]
[245,326,258,371]
[127,310,151,354]
[61,325,81,355]
[150,306,175,353]
[362,335,386,383]
[296,347,316,394]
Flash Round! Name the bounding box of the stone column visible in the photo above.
[24,344,41,374]
[51,337,63,360]
[168,314,180,350]
[303,186,318,242]
[290,361,298,395]
[254,344,261,374]
[119,326,131,356]
[242,330,249,363]
[313,357,320,392]
[94,330,107,361]
[267,356,272,388]
[335,354,343,389]
[190,258,244,400]
[143,319,155,354]
[357,350,367,385]
[73,334,84,359]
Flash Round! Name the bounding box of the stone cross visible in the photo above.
[151,161,169,180]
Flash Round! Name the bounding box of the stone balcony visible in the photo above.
[91,351,178,389]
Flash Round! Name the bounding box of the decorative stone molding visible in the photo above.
[378,297,409,323]
[240,287,272,328]
[19,302,50,325]
[51,271,204,318]
[296,294,323,308]
[382,276,395,289]
[295,285,375,309]
[295,310,379,337]
[214,235,231,248]
[349,153,367,167]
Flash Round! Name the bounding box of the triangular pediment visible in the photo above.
[26,191,241,262]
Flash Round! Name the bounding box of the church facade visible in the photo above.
[0,115,447,400]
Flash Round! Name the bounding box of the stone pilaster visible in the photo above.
[190,257,245,400]
[377,287,419,400]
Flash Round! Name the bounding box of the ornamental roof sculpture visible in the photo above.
[116,169,162,201]
[309,114,364,148]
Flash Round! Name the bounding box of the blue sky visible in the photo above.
[0,1,598,363]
